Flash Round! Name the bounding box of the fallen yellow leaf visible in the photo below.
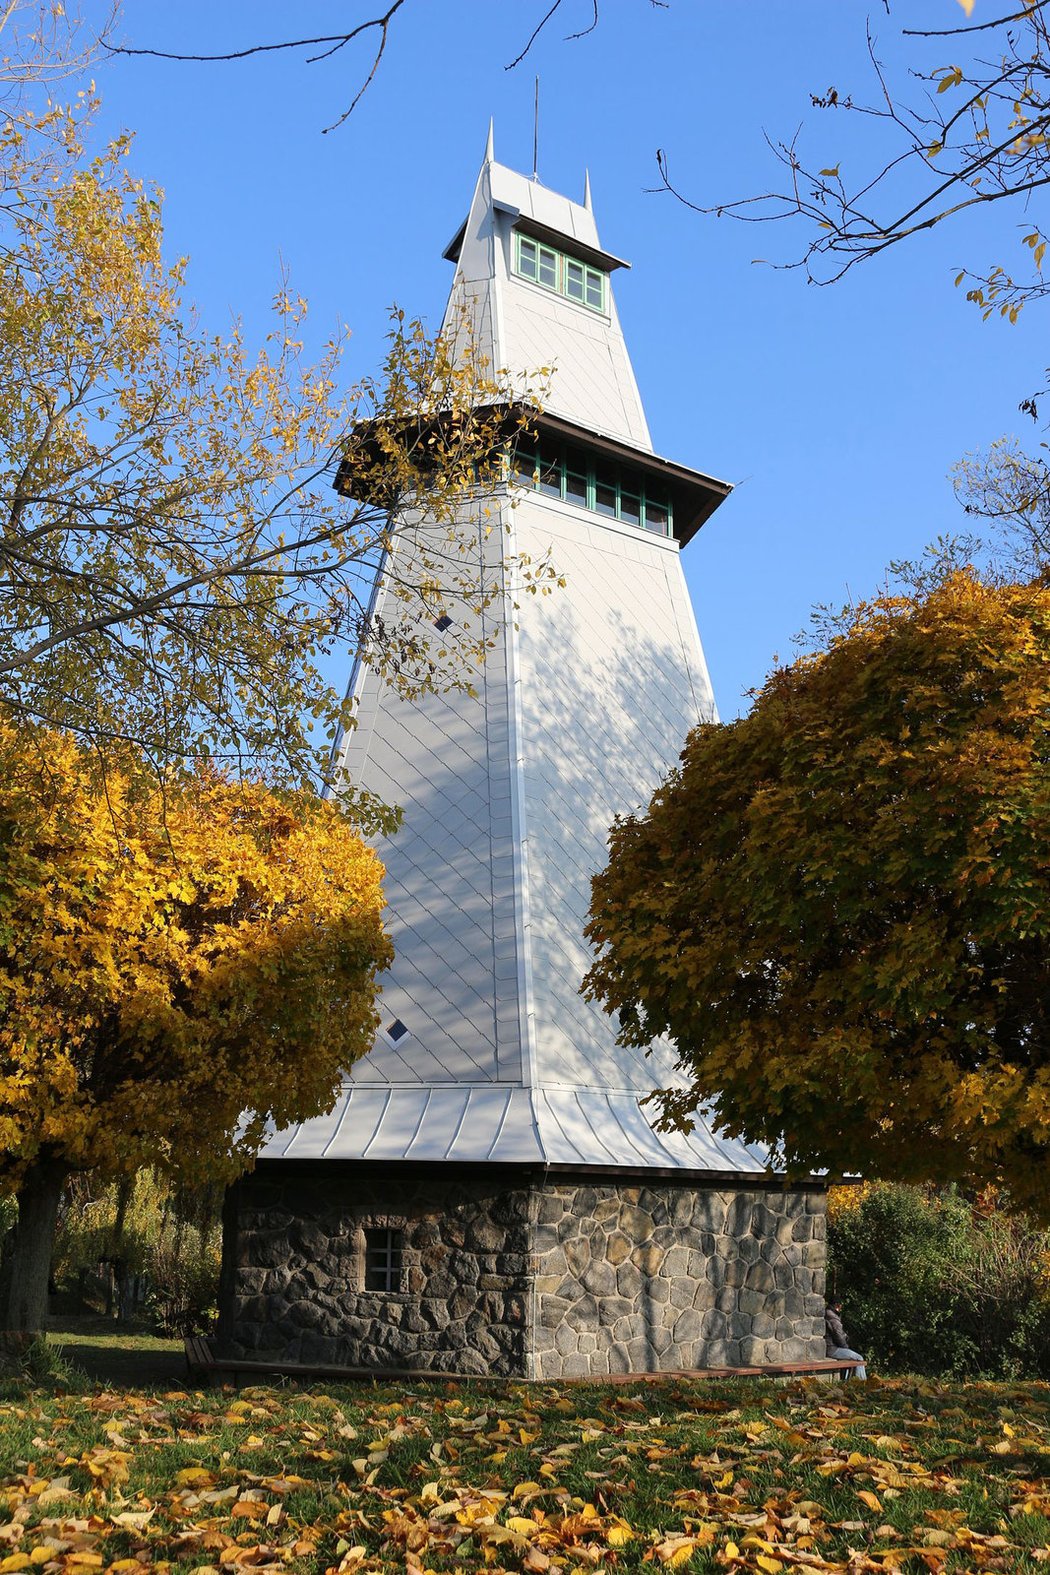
[175,1468,216,1489]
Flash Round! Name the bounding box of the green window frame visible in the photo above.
[513,232,607,314]
[511,443,673,537]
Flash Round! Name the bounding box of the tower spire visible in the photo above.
[484,116,494,163]
[583,168,592,210]
[532,77,539,180]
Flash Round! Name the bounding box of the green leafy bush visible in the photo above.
[829,1183,1050,1378]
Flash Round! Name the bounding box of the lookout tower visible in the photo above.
[219,136,827,1379]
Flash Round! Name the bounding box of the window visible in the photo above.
[644,498,669,535]
[509,443,674,537]
[433,614,453,633]
[564,468,587,506]
[537,453,562,498]
[516,236,538,281]
[513,232,607,313]
[594,468,618,518]
[386,1018,409,1043]
[363,1228,403,1293]
[619,490,640,528]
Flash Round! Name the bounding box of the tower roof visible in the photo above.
[439,137,654,450]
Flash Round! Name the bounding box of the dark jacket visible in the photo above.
[825,1305,849,1354]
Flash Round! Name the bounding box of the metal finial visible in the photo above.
[533,76,539,181]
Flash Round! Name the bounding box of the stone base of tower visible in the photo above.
[532,1180,826,1379]
[218,1163,827,1379]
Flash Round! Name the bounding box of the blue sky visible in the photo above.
[90,1,1041,719]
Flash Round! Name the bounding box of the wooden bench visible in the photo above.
[185,1338,862,1388]
[608,1357,864,1383]
[184,1334,216,1380]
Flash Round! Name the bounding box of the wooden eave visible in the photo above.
[529,408,731,546]
[334,403,732,547]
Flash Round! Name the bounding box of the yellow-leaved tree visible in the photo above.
[0,723,393,1335]
[585,570,1050,1219]
[0,85,549,802]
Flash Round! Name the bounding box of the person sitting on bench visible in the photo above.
[825,1299,867,1379]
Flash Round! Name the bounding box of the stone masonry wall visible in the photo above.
[220,1167,827,1378]
[533,1184,826,1379]
[219,1169,531,1376]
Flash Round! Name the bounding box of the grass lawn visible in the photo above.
[43,1318,183,1390]
[0,1372,1047,1573]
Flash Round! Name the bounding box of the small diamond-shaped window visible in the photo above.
[434,614,453,632]
[386,1018,409,1043]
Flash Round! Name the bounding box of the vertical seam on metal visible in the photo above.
[503,493,541,1124]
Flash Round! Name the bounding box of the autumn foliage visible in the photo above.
[0,91,551,799]
[0,725,392,1329]
[586,571,1050,1215]
[0,1374,1048,1571]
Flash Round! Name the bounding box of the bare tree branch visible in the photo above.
[654,1,1050,319]
[107,1,410,133]
[111,1,666,129]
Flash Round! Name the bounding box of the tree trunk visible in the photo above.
[0,1157,68,1334]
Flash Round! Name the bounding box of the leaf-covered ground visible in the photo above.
[0,1376,1047,1574]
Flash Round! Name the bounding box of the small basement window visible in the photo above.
[363,1227,404,1293]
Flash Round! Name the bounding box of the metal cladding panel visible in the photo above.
[259,1082,764,1169]
[360,1087,433,1158]
[499,287,651,451]
[334,512,525,1094]
[486,1088,547,1161]
[488,163,603,251]
[272,1088,385,1159]
[535,1088,619,1165]
[643,1112,771,1173]
[443,1087,510,1159]
[533,1088,767,1173]
[513,497,716,1095]
[402,1087,473,1159]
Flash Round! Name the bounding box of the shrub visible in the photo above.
[829,1183,1050,1378]
[144,1227,221,1336]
